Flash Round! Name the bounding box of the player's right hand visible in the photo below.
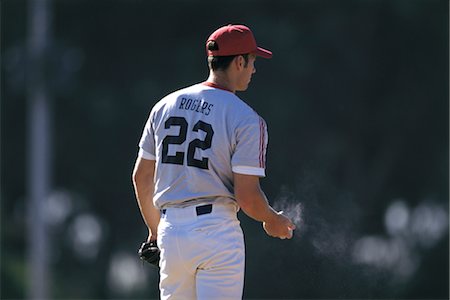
[262,211,296,239]
[138,240,160,268]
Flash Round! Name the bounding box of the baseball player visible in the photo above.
[132,24,296,300]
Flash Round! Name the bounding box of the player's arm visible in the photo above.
[234,173,295,239]
[132,157,160,242]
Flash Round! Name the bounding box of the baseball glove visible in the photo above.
[138,240,160,268]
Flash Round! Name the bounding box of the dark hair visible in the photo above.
[207,41,249,71]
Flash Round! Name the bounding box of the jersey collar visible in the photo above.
[202,81,234,93]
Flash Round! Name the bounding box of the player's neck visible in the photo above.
[206,71,236,93]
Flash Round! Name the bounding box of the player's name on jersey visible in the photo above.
[178,97,214,116]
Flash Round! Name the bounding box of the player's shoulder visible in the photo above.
[227,94,262,119]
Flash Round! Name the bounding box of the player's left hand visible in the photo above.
[138,240,160,268]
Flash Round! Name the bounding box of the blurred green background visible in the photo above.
[2,0,449,299]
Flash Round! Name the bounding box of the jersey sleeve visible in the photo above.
[138,113,156,160]
[231,116,268,177]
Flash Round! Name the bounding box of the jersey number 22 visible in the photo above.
[162,116,214,170]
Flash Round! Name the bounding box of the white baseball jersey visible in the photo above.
[138,82,268,209]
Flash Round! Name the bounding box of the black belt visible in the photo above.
[161,204,213,216]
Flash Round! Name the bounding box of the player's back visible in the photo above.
[140,83,267,209]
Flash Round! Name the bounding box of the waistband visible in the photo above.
[161,204,213,216]
[159,196,239,210]
[160,202,238,223]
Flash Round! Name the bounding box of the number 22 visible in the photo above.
[162,116,214,170]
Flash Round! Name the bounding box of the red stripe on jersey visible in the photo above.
[259,118,266,168]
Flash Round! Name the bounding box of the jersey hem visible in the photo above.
[138,148,156,160]
[232,166,266,177]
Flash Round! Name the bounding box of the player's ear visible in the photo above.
[234,55,245,71]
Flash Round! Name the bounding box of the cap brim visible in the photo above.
[254,47,272,59]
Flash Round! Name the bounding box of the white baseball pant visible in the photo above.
[157,202,245,300]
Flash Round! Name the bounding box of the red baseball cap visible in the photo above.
[206,24,273,59]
